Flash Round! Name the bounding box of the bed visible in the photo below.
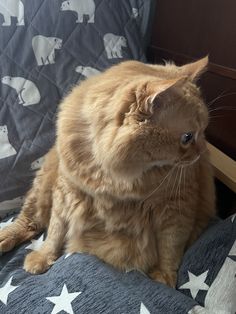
[0,1,236,313]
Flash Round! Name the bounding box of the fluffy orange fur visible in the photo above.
[0,57,215,287]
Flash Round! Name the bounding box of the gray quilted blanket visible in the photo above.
[0,0,152,217]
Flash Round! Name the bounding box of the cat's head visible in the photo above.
[2,76,12,84]
[92,57,209,179]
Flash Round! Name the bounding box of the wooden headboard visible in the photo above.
[147,0,236,192]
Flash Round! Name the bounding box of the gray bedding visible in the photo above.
[0,214,235,313]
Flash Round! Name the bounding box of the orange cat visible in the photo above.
[0,57,215,287]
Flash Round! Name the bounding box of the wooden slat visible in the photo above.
[207,142,236,193]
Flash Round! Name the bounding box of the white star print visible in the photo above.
[231,214,235,223]
[64,251,83,259]
[25,234,45,251]
[0,217,14,229]
[228,239,236,257]
[179,270,209,299]
[46,284,81,314]
[125,268,135,273]
[125,268,148,277]
[0,276,19,305]
[140,302,150,314]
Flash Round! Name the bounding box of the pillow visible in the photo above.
[0,214,235,313]
[0,0,154,219]
[177,214,236,313]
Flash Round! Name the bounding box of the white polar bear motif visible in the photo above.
[0,0,24,26]
[75,66,100,78]
[2,76,41,106]
[0,125,17,159]
[30,156,45,170]
[132,8,139,18]
[103,33,127,59]
[32,35,63,66]
[61,0,95,23]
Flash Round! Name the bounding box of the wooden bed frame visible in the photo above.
[207,143,236,192]
[147,0,236,193]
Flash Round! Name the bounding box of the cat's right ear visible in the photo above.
[179,56,208,82]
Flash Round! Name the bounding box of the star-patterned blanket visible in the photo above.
[0,214,235,314]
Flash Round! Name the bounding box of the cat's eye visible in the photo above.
[181,132,194,145]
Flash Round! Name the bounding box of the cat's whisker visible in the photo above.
[142,165,177,202]
[183,166,186,198]
[209,114,232,120]
[165,165,176,198]
[169,166,181,202]
[178,166,183,216]
[208,106,236,113]
[180,155,200,167]
[207,90,228,108]
[166,165,178,201]
[207,91,236,108]
[174,166,182,216]
[174,167,181,201]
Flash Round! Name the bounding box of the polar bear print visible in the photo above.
[61,0,95,23]
[75,66,100,78]
[0,0,24,26]
[30,156,45,170]
[0,125,17,159]
[0,196,24,213]
[32,35,63,66]
[103,33,127,59]
[2,76,41,106]
[132,8,139,18]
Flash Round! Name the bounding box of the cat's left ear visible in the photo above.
[179,56,208,82]
[140,76,188,114]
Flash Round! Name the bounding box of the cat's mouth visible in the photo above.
[178,155,200,167]
[148,154,200,171]
[149,160,175,168]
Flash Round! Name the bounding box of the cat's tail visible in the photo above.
[0,147,58,253]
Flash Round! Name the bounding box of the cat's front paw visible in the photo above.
[24,251,55,274]
[0,229,16,252]
[149,269,177,288]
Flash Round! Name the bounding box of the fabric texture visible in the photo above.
[0,0,155,218]
[0,214,235,313]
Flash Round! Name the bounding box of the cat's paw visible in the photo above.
[24,251,55,274]
[149,269,177,288]
[0,224,38,253]
[0,230,16,252]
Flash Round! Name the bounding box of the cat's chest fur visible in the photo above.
[93,195,156,233]
[66,190,160,271]
[63,163,197,272]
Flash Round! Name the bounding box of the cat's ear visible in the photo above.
[179,56,208,82]
[137,77,187,114]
